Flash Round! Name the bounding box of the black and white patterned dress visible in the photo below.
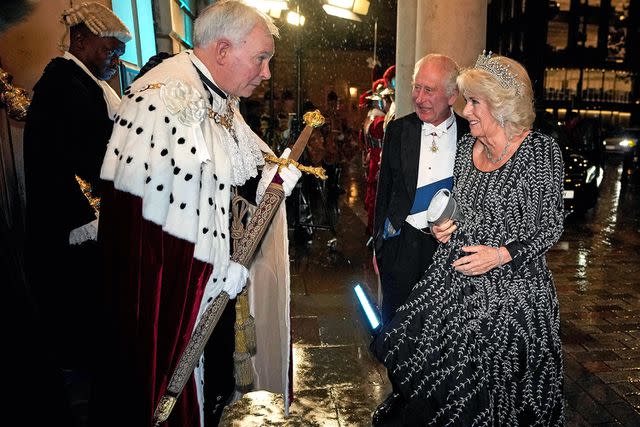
[374,131,565,426]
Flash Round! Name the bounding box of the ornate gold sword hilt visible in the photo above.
[264,154,328,180]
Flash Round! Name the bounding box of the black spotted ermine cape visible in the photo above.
[96,51,291,426]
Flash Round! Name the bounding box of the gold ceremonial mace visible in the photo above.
[153,110,325,426]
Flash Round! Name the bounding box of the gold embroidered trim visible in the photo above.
[137,82,164,92]
[75,175,100,213]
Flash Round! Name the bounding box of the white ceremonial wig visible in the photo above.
[61,2,131,43]
[194,0,279,48]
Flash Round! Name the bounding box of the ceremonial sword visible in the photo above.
[153,110,325,426]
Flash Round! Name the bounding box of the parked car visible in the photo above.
[602,127,639,175]
[534,114,604,214]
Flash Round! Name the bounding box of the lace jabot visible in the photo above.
[214,96,265,186]
[157,81,264,187]
[187,52,264,186]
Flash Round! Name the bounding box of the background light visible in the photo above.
[245,0,289,11]
[619,138,636,147]
[349,86,358,97]
[322,4,362,21]
[245,0,289,18]
[327,0,354,8]
[352,0,370,15]
[286,11,305,26]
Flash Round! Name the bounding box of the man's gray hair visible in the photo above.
[194,0,279,48]
[413,54,460,97]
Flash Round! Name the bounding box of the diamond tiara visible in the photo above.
[474,50,524,97]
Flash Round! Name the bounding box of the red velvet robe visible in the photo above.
[96,185,206,426]
[93,51,291,427]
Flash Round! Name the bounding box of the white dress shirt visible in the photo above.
[405,110,457,230]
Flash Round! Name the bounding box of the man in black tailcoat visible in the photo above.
[372,53,469,425]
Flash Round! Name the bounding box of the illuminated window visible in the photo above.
[584,23,598,48]
[608,0,630,62]
[583,69,603,101]
[547,20,569,51]
[544,68,580,101]
[112,0,157,90]
[170,0,196,51]
[544,67,633,104]
[557,0,570,12]
[112,0,157,68]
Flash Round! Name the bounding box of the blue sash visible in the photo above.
[383,176,453,239]
[409,176,453,215]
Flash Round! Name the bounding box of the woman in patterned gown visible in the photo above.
[373,53,565,426]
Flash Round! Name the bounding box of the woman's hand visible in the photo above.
[452,245,511,275]
[432,219,457,243]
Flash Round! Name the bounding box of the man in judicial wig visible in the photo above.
[23,0,130,403]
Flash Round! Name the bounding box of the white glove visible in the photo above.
[223,260,249,300]
[256,148,302,203]
[280,162,302,197]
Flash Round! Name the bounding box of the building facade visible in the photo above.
[487,0,639,129]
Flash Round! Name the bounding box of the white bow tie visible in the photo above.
[423,114,455,138]
[423,123,447,138]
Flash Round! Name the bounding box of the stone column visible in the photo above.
[395,0,417,118]
[395,0,488,117]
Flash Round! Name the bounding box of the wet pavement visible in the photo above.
[220,157,640,426]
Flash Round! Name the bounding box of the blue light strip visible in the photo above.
[354,284,381,330]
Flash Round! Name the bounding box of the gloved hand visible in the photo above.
[256,148,302,203]
[223,260,249,300]
[279,154,302,198]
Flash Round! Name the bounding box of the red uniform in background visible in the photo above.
[365,114,385,235]
[362,79,388,236]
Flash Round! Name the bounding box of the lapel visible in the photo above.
[401,113,422,198]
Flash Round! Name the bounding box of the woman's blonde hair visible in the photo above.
[457,55,535,140]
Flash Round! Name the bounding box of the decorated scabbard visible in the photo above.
[153,110,325,426]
